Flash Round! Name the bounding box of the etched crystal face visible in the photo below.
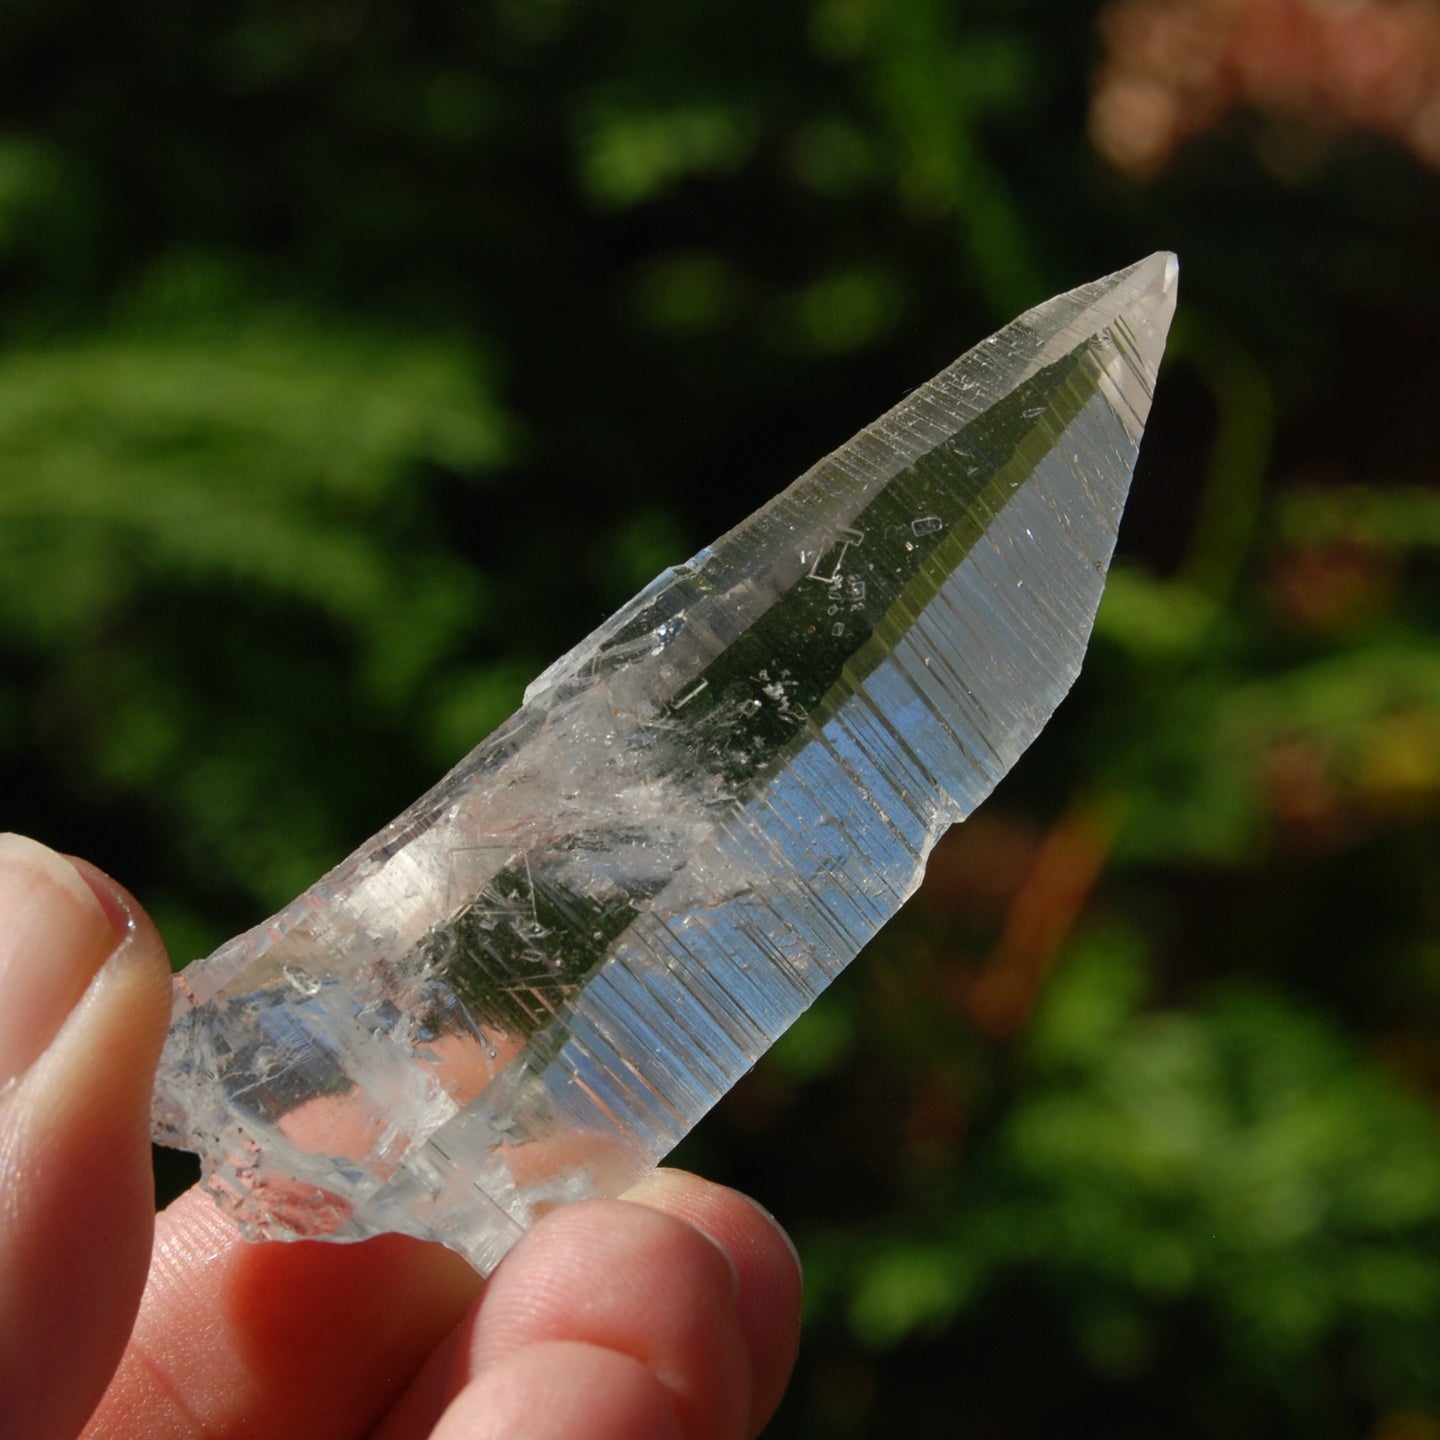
[152,254,1179,1272]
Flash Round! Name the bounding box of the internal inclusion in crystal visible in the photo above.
[152,253,1179,1273]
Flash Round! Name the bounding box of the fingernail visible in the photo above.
[0,834,126,1086]
[736,1191,804,1287]
[623,1169,745,1301]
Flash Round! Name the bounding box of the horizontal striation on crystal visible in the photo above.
[152,253,1178,1272]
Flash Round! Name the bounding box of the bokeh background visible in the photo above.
[4,0,1440,1434]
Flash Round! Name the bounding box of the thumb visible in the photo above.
[0,834,173,1440]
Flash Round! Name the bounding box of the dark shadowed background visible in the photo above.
[3,1,1440,1435]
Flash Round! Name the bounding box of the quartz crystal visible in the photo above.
[152,254,1178,1272]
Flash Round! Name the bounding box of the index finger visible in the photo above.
[82,1190,480,1440]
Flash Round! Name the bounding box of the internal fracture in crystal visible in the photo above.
[151,254,1179,1273]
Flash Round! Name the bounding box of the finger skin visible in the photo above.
[625,1171,803,1435]
[379,1171,803,1440]
[470,1197,752,1440]
[431,1340,685,1440]
[82,1190,480,1440]
[0,852,172,1440]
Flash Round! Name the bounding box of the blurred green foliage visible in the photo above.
[4,1,1440,1434]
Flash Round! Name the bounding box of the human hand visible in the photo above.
[0,834,803,1440]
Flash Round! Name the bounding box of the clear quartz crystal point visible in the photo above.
[152,254,1178,1272]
